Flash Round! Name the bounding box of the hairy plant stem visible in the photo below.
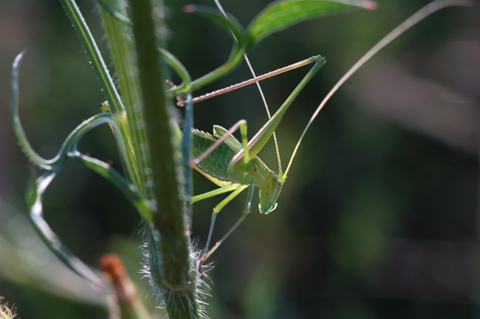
[129,0,198,318]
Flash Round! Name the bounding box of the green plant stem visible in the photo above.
[129,0,198,318]
[98,0,151,197]
[59,0,139,186]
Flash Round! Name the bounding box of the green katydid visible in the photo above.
[167,0,473,262]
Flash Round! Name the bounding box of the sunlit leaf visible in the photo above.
[245,0,377,49]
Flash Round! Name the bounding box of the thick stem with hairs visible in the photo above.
[129,0,198,318]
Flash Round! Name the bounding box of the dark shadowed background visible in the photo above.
[0,0,479,318]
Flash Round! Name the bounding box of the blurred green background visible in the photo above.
[1,0,479,318]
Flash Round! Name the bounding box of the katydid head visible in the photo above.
[258,175,286,214]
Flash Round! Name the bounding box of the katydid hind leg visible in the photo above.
[230,56,326,168]
[179,56,324,107]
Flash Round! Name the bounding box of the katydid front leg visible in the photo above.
[203,184,250,258]
[202,183,256,264]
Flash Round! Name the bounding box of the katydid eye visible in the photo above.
[277,180,282,189]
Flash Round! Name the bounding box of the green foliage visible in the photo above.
[244,0,375,49]
[7,0,472,318]
[173,0,374,92]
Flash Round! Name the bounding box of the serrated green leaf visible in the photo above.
[245,0,376,49]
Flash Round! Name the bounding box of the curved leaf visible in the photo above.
[11,53,122,171]
[22,112,154,288]
[245,0,377,49]
[173,5,246,93]
[161,48,192,94]
[26,150,156,290]
[11,52,125,171]
[183,5,244,43]
[186,43,245,93]
[11,51,52,170]
[68,151,154,222]
[26,169,103,289]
